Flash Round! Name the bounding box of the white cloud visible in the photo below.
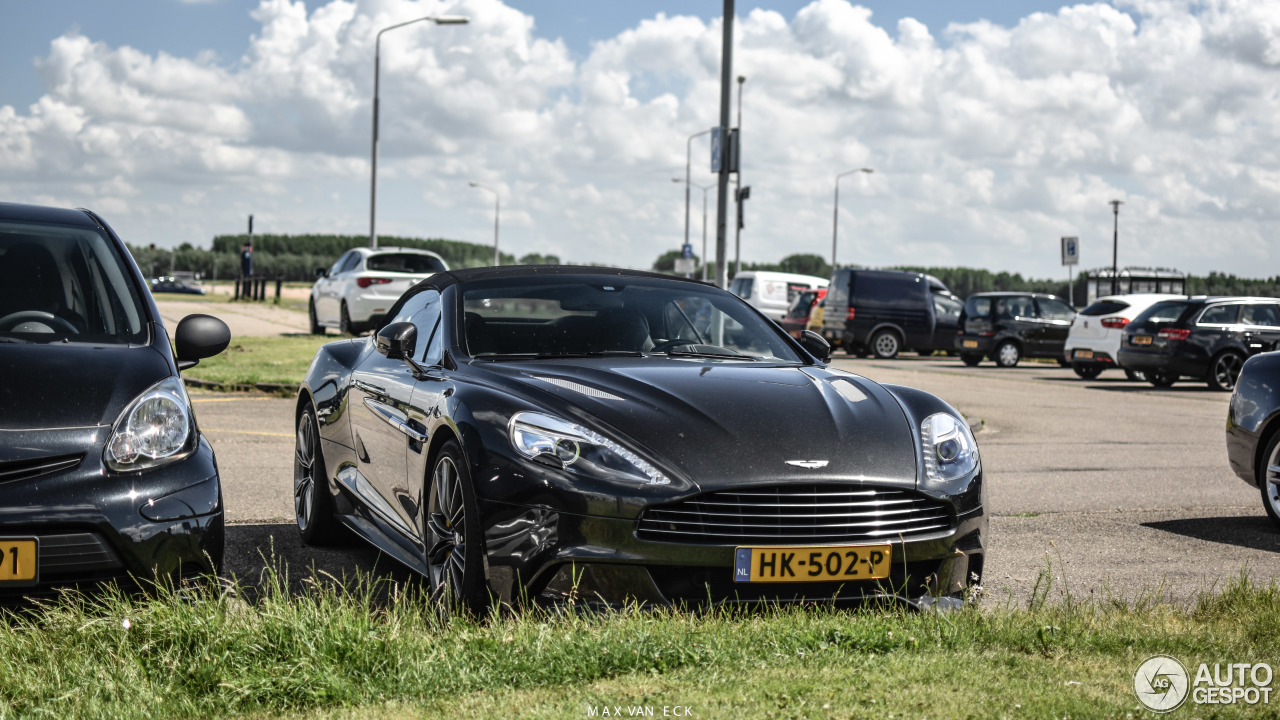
[2,0,1280,278]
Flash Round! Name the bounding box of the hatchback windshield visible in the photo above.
[0,220,147,344]
[461,278,803,362]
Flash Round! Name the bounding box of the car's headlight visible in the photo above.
[509,411,669,485]
[921,412,978,482]
[104,376,196,472]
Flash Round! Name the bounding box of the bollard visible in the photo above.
[234,276,241,300]
[275,274,283,303]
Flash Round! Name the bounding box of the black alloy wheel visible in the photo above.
[1072,363,1103,380]
[960,353,982,367]
[1207,351,1244,392]
[294,407,342,544]
[871,329,901,359]
[425,440,488,616]
[1147,367,1177,388]
[1260,432,1280,529]
[308,299,325,335]
[994,341,1021,368]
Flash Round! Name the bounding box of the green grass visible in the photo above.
[1,566,1276,720]
[185,334,347,389]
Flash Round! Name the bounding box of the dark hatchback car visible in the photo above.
[954,292,1076,367]
[0,202,230,602]
[1226,351,1280,527]
[1117,297,1280,390]
[150,277,206,295]
[294,266,986,613]
[820,269,962,358]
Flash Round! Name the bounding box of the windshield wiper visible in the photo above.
[0,337,31,344]
[664,348,758,361]
[474,350,645,361]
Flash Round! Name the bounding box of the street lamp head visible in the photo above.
[469,181,479,187]
[861,168,874,174]
[737,75,746,84]
[431,16,470,25]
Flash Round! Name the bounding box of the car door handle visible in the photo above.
[354,380,386,395]
[362,398,428,443]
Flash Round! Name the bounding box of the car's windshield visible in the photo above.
[0,220,147,345]
[460,277,804,362]
[366,252,447,274]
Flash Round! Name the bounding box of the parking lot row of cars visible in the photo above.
[764,268,1280,392]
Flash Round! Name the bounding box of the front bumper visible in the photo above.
[0,431,224,604]
[477,475,986,609]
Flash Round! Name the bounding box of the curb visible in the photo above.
[183,376,298,395]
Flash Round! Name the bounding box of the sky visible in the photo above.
[3,0,1279,280]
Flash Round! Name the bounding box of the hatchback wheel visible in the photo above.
[994,341,1021,368]
[339,301,357,336]
[294,407,342,544]
[425,440,489,617]
[871,330,901,359]
[1072,363,1103,380]
[1207,351,1244,392]
[308,299,325,335]
[1124,368,1147,382]
[960,353,982,367]
[1147,367,1177,388]
[1260,433,1280,529]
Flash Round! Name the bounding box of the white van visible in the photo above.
[728,271,830,321]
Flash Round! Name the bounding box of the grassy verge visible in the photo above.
[2,567,1276,719]
[185,334,345,389]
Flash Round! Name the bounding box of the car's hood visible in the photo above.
[0,343,172,430]
[477,358,920,490]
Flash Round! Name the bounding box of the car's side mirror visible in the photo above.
[174,314,231,371]
[376,321,416,360]
[799,330,831,363]
[315,267,329,278]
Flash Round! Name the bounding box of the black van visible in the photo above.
[820,269,962,358]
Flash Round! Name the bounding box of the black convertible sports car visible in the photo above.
[0,202,230,603]
[294,266,986,612]
[1226,351,1280,527]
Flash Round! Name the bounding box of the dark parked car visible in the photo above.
[778,287,826,338]
[0,202,230,602]
[820,269,962,358]
[954,292,1076,367]
[1226,351,1280,526]
[294,266,986,613]
[150,277,206,295]
[1117,297,1280,390]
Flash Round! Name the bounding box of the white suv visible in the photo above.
[309,247,448,335]
[1065,293,1182,380]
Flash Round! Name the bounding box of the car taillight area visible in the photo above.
[1100,317,1130,329]
[356,277,394,288]
[1158,328,1191,341]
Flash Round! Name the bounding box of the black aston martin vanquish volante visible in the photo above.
[294,266,986,612]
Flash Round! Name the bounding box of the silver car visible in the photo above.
[309,247,448,335]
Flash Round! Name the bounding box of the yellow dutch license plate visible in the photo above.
[734,544,892,583]
[962,340,978,349]
[1074,350,1094,360]
[1133,335,1153,346]
[0,538,38,586]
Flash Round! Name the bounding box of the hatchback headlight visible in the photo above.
[921,412,978,482]
[509,411,669,485]
[104,376,195,472]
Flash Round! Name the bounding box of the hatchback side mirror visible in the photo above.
[799,330,831,363]
[174,314,231,371]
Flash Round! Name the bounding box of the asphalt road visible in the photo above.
[195,354,1280,606]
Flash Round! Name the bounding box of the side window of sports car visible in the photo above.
[386,290,443,365]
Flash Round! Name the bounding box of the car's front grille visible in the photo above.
[0,454,83,485]
[636,484,954,545]
[38,532,125,575]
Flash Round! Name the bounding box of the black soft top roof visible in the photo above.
[415,264,712,295]
[0,202,99,227]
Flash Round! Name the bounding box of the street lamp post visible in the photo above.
[369,15,469,249]
[1110,199,1123,295]
[832,168,873,269]
[734,75,745,278]
[470,182,500,266]
[674,178,715,280]
[683,129,712,256]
